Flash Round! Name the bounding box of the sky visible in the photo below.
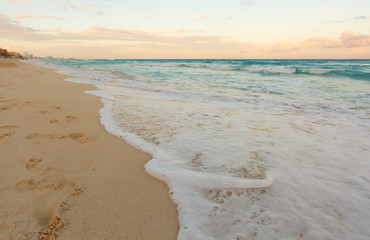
[1,0,370,59]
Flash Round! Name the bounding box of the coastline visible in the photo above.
[0,59,179,239]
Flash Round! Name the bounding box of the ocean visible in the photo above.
[34,59,370,240]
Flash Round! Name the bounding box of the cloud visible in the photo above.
[271,31,370,52]
[320,15,369,24]
[78,26,233,49]
[64,3,102,14]
[3,13,369,52]
[1,13,369,58]
[16,14,63,20]
[300,37,344,49]
[4,0,36,6]
[0,14,242,49]
[271,42,298,52]
[0,14,50,41]
[239,1,254,7]
[192,16,212,22]
[162,29,205,35]
[1,13,267,59]
[340,31,370,47]
[347,16,369,20]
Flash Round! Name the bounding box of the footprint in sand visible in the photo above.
[24,132,90,143]
[0,125,19,129]
[59,201,70,212]
[41,177,75,191]
[39,216,67,240]
[34,196,61,226]
[66,115,77,121]
[0,106,12,111]
[34,196,68,239]
[67,132,90,143]
[49,120,58,124]
[0,100,18,110]
[0,133,12,140]
[39,110,48,114]
[25,133,66,139]
[26,158,42,169]
[54,106,61,110]
[0,126,18,140]
[71,187,84,196]
[15,179,41,191]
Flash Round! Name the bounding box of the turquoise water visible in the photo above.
[37,59,370,240]
[44,59,370,92]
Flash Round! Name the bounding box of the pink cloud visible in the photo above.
[16,14,63,20]
[0,14,238,48]
[340,31,370,47]
[300,37,344,49]
[272,31,370,52]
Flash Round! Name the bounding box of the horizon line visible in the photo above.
[37,58,370,60]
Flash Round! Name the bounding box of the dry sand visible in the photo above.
[0,59,179,240]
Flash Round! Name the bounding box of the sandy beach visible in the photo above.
[0,59,179,240]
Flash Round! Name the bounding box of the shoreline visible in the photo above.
[0,59,179,239]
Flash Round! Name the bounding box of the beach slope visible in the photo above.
[0,59,179,240]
